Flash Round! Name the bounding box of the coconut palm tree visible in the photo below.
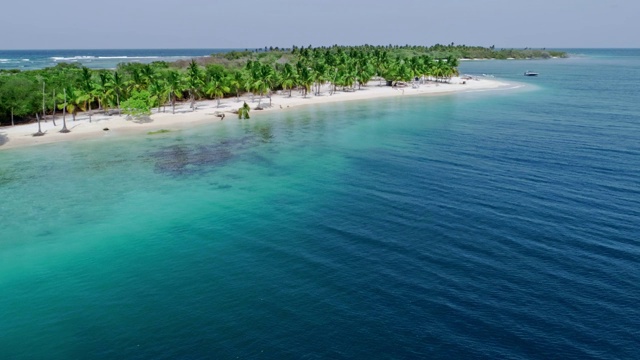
[356,61,375,89]
[79,67,95,122]
[57,87,83,122]
[141,64,156,88]
[106,71,125,111]
[96,71,110,110]
[205,78,230,108]
[256,64,275,107]
[434,59,450,82]
[312,61,329,95]
[165,70,184,114]
[186,60,204,111]
[298,65,314,98]
[149,79,168,113]
[59,88,70,133]
[228,70,244,101]
[280,63,297,97]
[396,60,413,83]
[237,101,250,119]
[126,67,145,93]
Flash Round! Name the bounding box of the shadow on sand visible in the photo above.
[0,133,8,147]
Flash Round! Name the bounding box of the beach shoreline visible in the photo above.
[0,77,514,150]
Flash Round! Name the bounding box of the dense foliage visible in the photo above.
[0,45,566,126]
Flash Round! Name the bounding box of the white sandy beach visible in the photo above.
[0,77,511,150]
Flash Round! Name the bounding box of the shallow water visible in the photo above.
[1,50,639,359]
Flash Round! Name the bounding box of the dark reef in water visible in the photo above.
[151,135,259,176]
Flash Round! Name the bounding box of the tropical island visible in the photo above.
[0,44,565,148]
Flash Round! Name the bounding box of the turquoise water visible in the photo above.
[1,50,640,359]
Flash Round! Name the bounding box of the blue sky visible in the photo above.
[1,0,637,49]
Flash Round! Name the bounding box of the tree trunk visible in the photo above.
[52,90,57,126]
[62,89,66,124]
[34,113,44,136]
[61,90,70,133]
[172,94,176,114]
[42,82,46,122]
[88,102,92,122]
[11,108,14,126]
[61,109,69,133]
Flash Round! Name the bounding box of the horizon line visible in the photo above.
[2,46,639,52]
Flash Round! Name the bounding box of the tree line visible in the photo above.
[0,44,564,126]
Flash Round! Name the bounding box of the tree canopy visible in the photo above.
[0,44,566,126]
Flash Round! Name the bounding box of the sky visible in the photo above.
[1,0,638,49]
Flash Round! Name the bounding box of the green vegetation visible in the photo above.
[147,129,171,135]
[121,90,153,117]
[238,102,250,119]
[0,44,567,126]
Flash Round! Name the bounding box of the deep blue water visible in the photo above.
[1,49,639,359]
[0,49,238,70]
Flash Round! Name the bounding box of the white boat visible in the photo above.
[524,71,539,76]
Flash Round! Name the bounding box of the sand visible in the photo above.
[0,77,512,150]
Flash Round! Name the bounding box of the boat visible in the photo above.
[524,71,539,76]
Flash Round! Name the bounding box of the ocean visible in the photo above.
[0,49,235,70]
[1,49,639,359]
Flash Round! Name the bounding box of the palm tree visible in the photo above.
[59,88,70,133]
[57,88,71,123]
[356,61,375,89]
[149,79,168,113]
[79,67,95,122]
[165,70,184,114]
[51,89,57,126]
[205,78,230,108]
[434,59,449,82]
[298,65,314,98]
[228,70,244,101]
[237,101,250,119]
[57,87,83,122]
[241,70,254,103]
[106,71,125,111]
[258,69,274,106]
[126,67,145,93]
[281,63,297,97]
[33,113,44,136]
[96,72,110,110]
[186,60,204,111]
[396,60,413,83]
[141,64,156,88]
[445,55,459,80]
[420,55,435,82]
[341,63,357,90]
[312,61,328,95]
